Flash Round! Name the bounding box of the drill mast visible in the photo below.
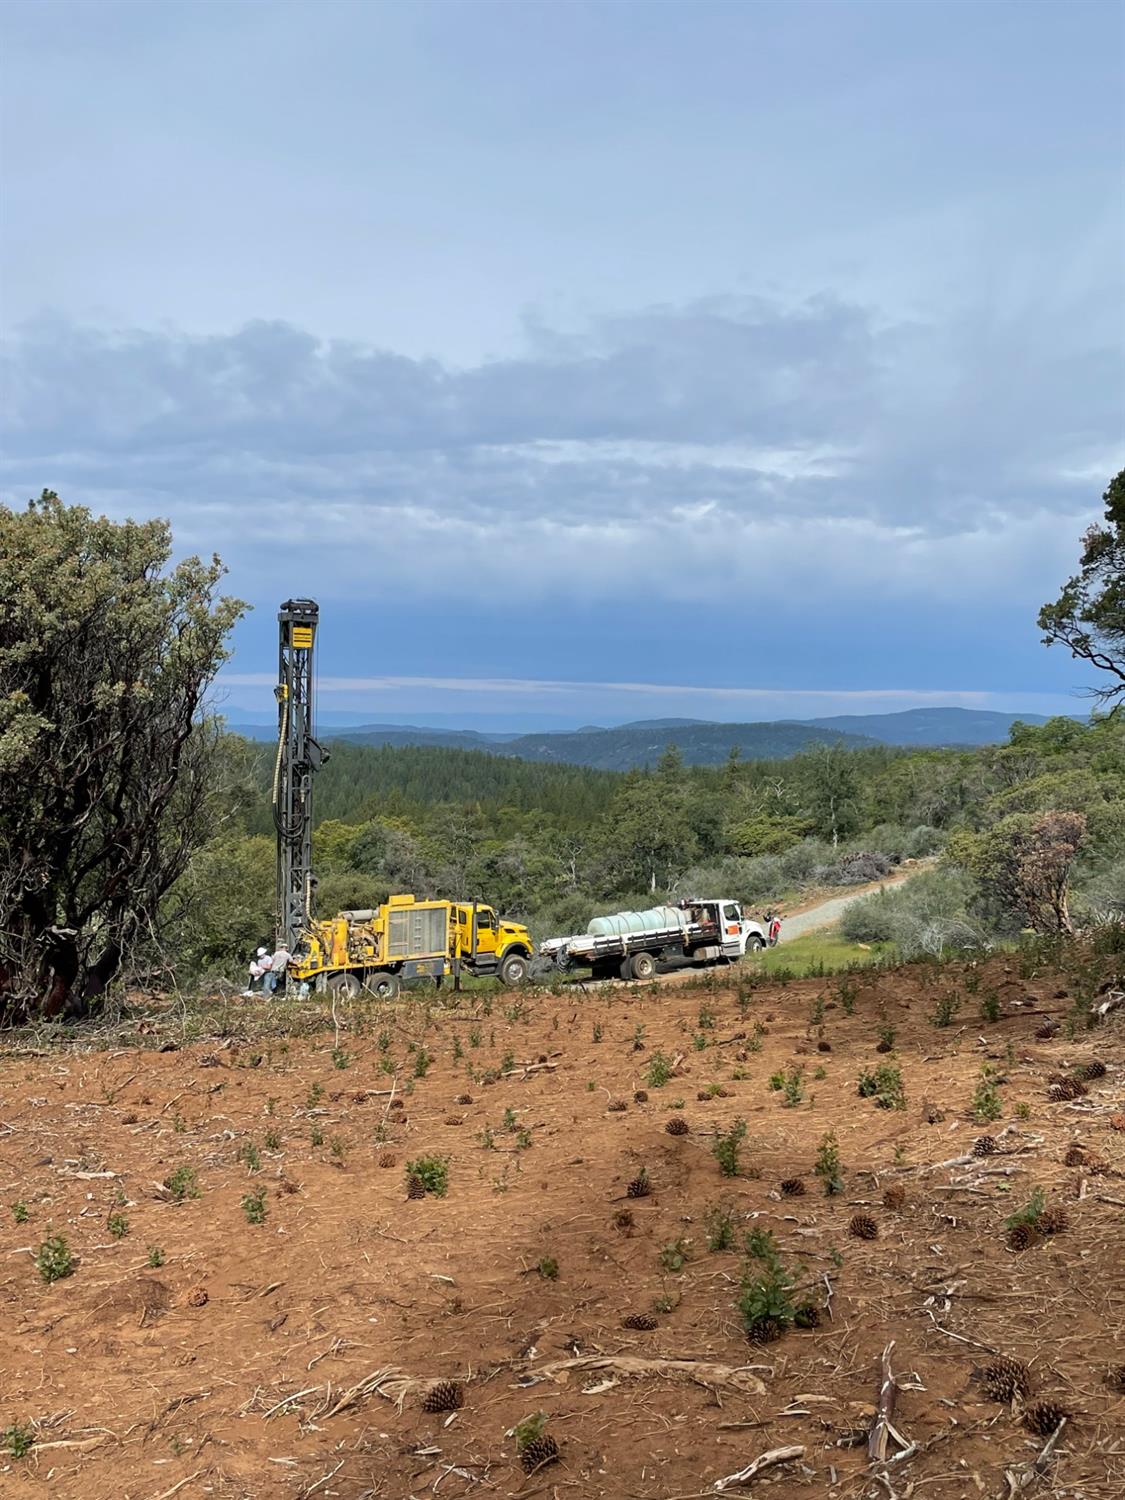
[274,599,325,950]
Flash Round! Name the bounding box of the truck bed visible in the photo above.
[547,920,715,962]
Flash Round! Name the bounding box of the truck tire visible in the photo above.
[744,936,765,955]
[327,971,362,998]
[499,951,529,987]
[630,951,658,981]
[364,972,401,1000]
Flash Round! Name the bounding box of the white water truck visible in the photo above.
[538,899,769,981]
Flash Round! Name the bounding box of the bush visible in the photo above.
[815,851,894,886]
[839,867,993,958]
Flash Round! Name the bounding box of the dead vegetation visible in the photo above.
[0,945,1123,1498]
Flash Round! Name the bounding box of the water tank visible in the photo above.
[587,905,686,937]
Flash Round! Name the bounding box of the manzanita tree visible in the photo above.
[0,492,244,1019]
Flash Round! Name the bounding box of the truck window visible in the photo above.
[724,903,742,924]
[457,907,470,926]
[476,908,495,931]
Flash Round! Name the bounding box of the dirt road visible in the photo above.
[779,860,928,940]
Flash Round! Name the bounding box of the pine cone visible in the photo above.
[972,1135,998,1157]
[519,1434,560,1474]
[633,1090,648,1103]
[185,1286,208,1308]
[779,1177,805,1196]
[883,1183,906,1210]
[875,1039,893,1054]
[406,1175,426,1200]
[1037,1207,1069,1236]
[981,1357,1031,1402]
[1110,1112,1125,1132]
[443,1115,463,1126]
[1105,1363,1125,1393]
[1035,1021,1058,1040]
[665,1116,689,1136]
[817,1040,832,1052]
[613,1207,634,1231]
[848,1213,878,1240]
[389,1099,405,1111]
[1023,1401,1067,1436]
[1075,1059,1106,1081]
[1006,1221,1038,1252]
[607,1099,628,1112]
[794,1301,821,1329]
[626,1172,651,1198]
[377,1151,397,1168]
[1048,1078,1087,1102]
[622,1312,658,1330]
[1063,1143,1088,1167]
[746,1315,784,1344]
[455,1093,473,1105]
[421,1379,464,1413]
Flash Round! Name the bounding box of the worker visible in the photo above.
[242,946,272,997]
[265,942,291,995]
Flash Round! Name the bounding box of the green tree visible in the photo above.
[950,810,1087,935]
[0,492,244,1017]
[1039,469,1125,704]
[806,743,861,847]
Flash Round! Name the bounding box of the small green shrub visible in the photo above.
[781,1067,804,1107]
[2,1422,34,1458]
[331,1047,351,1070]
[107,1211,129,1240]
[930,992,960,1028]
[305,1082,324,1110]
[814,1130,843,1195]
[239,1141,261,1173]
[979,989,1001,1023]
[241,1187,268,1225]
[36,1234,74,1283]
[712,1118,748,1178]
[309,1125,324,1147]
[1005,1187,1046,1232]
[413,1046,432,1079]
[972,1066,1003,1123]
[163,1166,200,1203]
[592,1022,603,1043]
[536,1256,559,1280]
[876,1020,896,1050]
[11,1201,29,1224]
[147,1246,165,1268]
[857,1064,905,1110]
[646,1051,673,1088]
[704,1202,738,1252]
[658,1236,692,1272]
[405,1155,449,1197]
[264,1129,281,1151]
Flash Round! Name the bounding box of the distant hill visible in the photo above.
[335,718,874,768]
[801,707,1061,746]
[226,706,1068,769]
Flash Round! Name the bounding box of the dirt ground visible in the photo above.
[1,950,1123,1500]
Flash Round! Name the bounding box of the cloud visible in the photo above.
[2,294,1120,613]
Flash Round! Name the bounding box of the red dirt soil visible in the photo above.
[1,955,1123,1499]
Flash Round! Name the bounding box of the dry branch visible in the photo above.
[1000,1415,1066,1497]
[713,1445,805,1490]
[522,1355,768,1396]
[868,1342,899,1464]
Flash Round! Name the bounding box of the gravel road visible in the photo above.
[779,865,926,940]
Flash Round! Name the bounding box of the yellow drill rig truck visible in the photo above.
[292,894,533,998]
[274,600,533,998]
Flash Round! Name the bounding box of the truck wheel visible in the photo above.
[744,936,765,955]
[630,951,658,981]
[364,972,400,1000]
[499,952,529,987]
[327,972,361,998]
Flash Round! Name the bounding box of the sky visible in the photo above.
[2,0,1123,730]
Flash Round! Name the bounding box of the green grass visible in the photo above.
[751,927,891,977]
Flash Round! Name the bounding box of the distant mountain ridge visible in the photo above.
[224,706,1064,769]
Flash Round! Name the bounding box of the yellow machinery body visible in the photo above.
[292,894,533,996]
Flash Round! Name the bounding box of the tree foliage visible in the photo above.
[0,493,244,1017]
[1039,469,1125,703]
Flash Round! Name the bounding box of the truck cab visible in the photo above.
[452,903,533,986]
[686,899,767,958]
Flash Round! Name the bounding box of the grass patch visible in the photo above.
[751,927,891,977]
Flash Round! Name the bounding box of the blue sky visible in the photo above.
[2,0,1122,728]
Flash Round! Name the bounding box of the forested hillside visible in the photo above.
[177,714,1125,981]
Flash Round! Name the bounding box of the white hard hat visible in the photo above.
[257,947,269,957]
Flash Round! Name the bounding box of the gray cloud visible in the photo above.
[1,294,1120,593]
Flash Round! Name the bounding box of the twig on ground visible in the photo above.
[868,1342,899,1464]
[1000,1416,1067,1497]
[519,1355,768,1396]
[713,1445,805,1490]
